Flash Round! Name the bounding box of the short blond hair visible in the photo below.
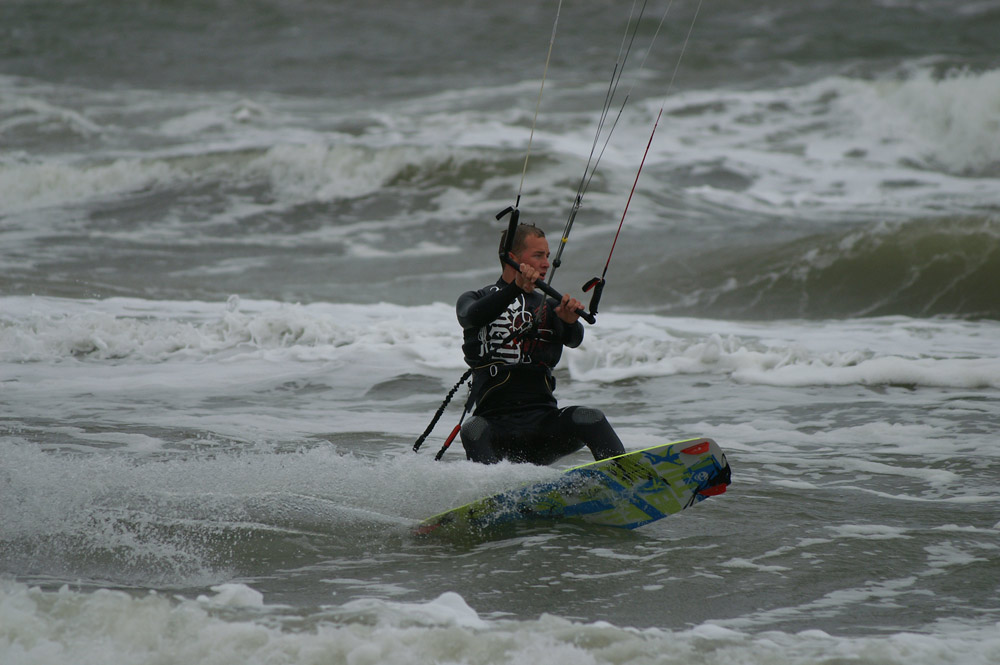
[499,223,545,263]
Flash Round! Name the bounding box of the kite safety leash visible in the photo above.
[411,367,472,457]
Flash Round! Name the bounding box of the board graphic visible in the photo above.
[417,437,731,535]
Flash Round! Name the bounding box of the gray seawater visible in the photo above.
[2,1,999,663]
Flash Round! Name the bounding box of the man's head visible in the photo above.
[499,223,546,263]
[500,223,550,280]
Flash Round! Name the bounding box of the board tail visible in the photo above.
[696,454,731,497]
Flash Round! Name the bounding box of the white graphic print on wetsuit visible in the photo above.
[480,294,533,364]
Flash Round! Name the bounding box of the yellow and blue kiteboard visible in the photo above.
[416,437,731,535]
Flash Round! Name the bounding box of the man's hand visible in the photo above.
[554,293,583,324]
[514,263,542,293]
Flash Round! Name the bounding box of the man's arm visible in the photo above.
[456,281,521,329]
[553,293,585,348]
[561,318,585,349]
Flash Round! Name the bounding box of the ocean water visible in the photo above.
[2,1,999,663]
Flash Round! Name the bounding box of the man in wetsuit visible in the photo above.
[456,223,626,465]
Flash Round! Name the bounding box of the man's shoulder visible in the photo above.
[459,279,507,300]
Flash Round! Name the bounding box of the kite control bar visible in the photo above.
[496,207,597,325]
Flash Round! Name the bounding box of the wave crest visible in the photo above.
[657,217,1000,320]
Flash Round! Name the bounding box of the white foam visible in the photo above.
[636,67,1000,217]
[720,558,791,574]
[0,156,177,213]
[4,64,999,230]
[346,239,460,259]
[566,313,1000,389]
[734,356,1000,390]
[0,437,559,583]
[158,98,277,136]
[826,525,912,541]
[862,68,1000,176]
[0,72,581,235]
[0,92,102,137]
[197,584,265,608]
[4,296,998,395]
[0,296,466,367]
[245,142,424,203]
[924,543,992,570]
[337,591,488,629]
[3,581,1000,665]
[771,480,819,491]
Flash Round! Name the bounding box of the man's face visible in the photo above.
[513,235,551,280]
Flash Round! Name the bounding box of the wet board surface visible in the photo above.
[417,437,731,535]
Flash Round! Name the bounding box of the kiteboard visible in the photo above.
[416,437,731,535]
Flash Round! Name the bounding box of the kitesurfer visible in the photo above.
[456,223,626,465]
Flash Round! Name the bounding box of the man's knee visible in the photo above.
[566,406,624,460]
[461,416,498,463]
[570,406,606,426]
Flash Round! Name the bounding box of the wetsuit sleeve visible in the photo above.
[562,319,584,349]
[457,281,522,329]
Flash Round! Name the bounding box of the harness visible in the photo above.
[412,296,545,460]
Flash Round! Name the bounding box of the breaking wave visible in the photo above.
[3,295,998,390]
[654,217,1000,320]
[3,580,999,665]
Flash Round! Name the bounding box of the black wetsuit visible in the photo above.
[456,278,625,465]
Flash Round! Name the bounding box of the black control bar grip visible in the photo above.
[502,256,596,324]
